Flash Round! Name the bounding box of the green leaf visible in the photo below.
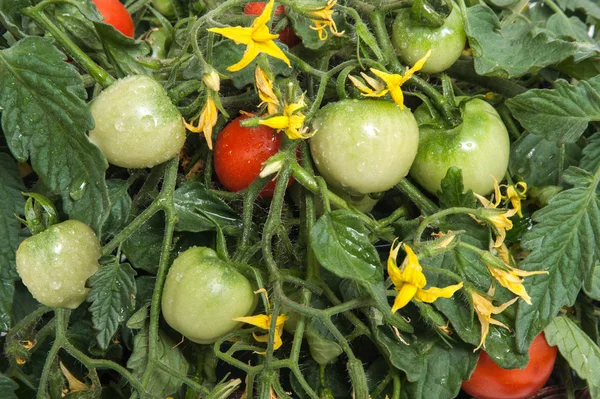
[122,215,164,274]
[545,15,599,62]
[437,167,476,209]
[555,0,600,21]
[581,132,600,174]
[173,180,242,235]
[509,133,582,187]
[0,373,19,399]
[401,338,478,399]
[102,179,133,241]
[372,325,424,382]
[310,210,382,285]
[506,76,600,144]
[555,56,600,80]
[87,259,137,350]
[0,0,32,38]
[0,153,24,331]
[462,4,577,78]
[583,263,600,301]
[93,23,151,77]
[545,316,600,395]
[127,329,189,398]
[212,40,292,89]
[0,37,109,234]
[53,1,104,53]
[515,167,600,353]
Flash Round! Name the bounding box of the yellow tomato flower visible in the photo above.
[387,242,463,313]
[255,66,279,115]
[348,50,431,110]
[233,289,288,354]
[258,98,313,140]
[471,291,518,351]
[308,0,345,40]
[503,181,527,217]
[184,96,218,150]
[474,192,517,248]
[207,0,290,72]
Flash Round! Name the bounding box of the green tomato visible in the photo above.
[89,75,186,169]
[161,247,256,344]
[409,98,510,196]
[16,220,101,309]
[147,27,172,59]
[310,100,419,195]
[392,4,466,74]
[151,0,177,18]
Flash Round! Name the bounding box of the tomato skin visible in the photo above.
[16,220,102,309]
[89,75,186,169]
[309,99,419,195]
[462,333,557,399]
[391,4,466,73]
[214,115,284,197]
[161,247,256,344]
[409,98,510,196]
[91,0,135,38]
[243,2,300,48]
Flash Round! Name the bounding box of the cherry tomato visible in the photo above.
[392,3,466,74]
[309,99,419,195]
[243,2,301,48]
[214,115,286,197]
[409,98,510,196]
[91,0,135,38]
[162,247,256,344]
[462,333,557,399]
[16,220,102,309]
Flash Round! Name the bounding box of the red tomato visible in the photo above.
[92,0,135,38]
[462,333,557,399]
[243,2,301,48]
[214,115,284,197]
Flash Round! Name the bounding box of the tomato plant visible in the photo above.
[409,98,510,195]
[91,0,135,38]
[16,220,102,309]
[151,0,177,18]
[244,2,300,48]
[462,333,558,399]
[310,99,419,194]
[391,3,466,74]
[161,247,256,344]
[89,75,186,169]
[214,115,288,197]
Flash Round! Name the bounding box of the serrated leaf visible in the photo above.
[545,15,599,62]
[93,23,151,77]
[555,0,600,21]
[401,338,478,399]
[0,37,109,234]
[127,329,189,398]
[515,167,600,353]
[0,373,18,399]
[122,214,164,274]
[581,132,600,174]
[583,263,600,301]
[0,0,32,38]
[545,316,600,396]
[509,133,582,187]
[506,76,600,145]
[437,167,476,209]
[87,260,137,349]
[310,210,382,285]
[102,179,133,241]
[372,325,424,382]
[173,180,242,235]
[462,4,577,78]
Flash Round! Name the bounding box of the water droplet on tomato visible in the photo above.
[51,280,62,290]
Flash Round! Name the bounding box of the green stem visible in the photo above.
[414,207,481,245]
[395,179,440,216]
[23,3,115,87]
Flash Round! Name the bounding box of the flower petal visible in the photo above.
[233,314,271,329]
[391,283,418,313]
[228,42,260,72]
[208,26,253,45]
[255,40,291,67]
[415,282,463,303]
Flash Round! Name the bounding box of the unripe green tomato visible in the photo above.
[161,247,256,344]
[89,75,186,168]
[310,100,419,195]
[151,0,176,18]
[16,220,101,309]
[392,4,466,74]
[147,27,172,59]
[409,99,510,195]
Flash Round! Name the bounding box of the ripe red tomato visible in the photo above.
[462,333,557,399]
[92,0,135,38]
[214,115,283,197]
[243,2,301,48]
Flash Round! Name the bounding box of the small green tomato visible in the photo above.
[409,99,510,195]
[89,75,186,169]
[16,220,102,309]
[310,100,419,195]
[161,247,256,344]
[392,4,466,74]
